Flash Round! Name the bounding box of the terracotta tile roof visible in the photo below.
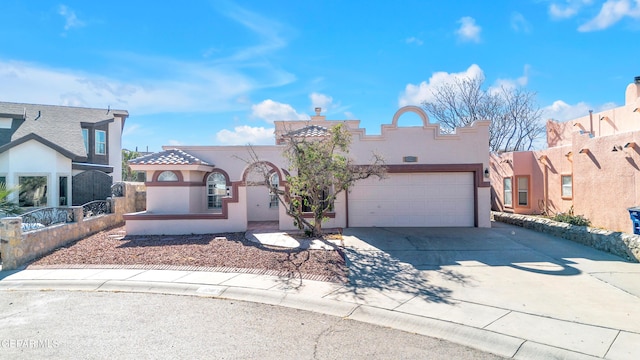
[287,125,329,137]
[129,149,211,166]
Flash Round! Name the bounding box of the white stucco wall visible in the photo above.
[0,140,72,206]
[109,118,124,182]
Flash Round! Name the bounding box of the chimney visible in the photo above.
[311,107,325,121]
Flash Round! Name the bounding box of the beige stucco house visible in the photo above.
[491,77,640,233]
[124,106,491,235]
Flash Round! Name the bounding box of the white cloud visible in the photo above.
[58,5,85,31]
[398,64,484,107]
[344,111,357,120]
[122,123,142,137]
[0,56,294,115]
[215,125,275,145]
[578,0,640,31]
[510,12,532,33]
[167,139,183,146]
[455,17,481,43]
[0,2,298,116]
[215,2,289,62]
[490,65,531,93]
[309,92,334,112]
[541,100,618,121]
[251,99,309,123]
[405,36,424,46]
[549,0,592,19]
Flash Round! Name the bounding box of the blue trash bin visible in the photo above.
[629,207,640,235]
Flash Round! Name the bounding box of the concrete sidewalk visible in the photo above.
[1,222,639,359]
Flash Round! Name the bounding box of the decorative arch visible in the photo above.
[202,168,232,186]
[391,106,430,128]
[241,161,285,186]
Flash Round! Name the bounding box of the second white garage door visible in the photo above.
[348,172,475,227]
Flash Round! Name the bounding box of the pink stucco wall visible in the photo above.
[492,79,640,233]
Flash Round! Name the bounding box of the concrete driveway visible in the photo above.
[339,222,640,359]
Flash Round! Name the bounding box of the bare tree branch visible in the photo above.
[422,77,544,152]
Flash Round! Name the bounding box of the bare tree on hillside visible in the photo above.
[422,77,544,151]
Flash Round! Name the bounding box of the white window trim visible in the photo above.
[561,175,573,199]
[207,172,227,211]
[17,173,50,208]
[503,177,513,208]
[95,130,106,155]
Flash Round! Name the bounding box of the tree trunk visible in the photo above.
[313,215,323,237]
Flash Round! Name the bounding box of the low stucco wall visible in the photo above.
[492,211,640,262]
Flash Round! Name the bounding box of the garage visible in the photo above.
[347,172,475,227]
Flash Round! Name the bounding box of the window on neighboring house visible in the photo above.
[561,175,573,199]
[82,128,89,154]
[269,173,279,208]
[157,171,179,182]
[58,176,68,206]
[503,178,513,207]
[207,172,227,210]
[517,176,529,207]
[18,176,47,207]
[95,130,106,155]
[0,176,6,187]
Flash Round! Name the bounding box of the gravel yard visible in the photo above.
[28,226,347,282]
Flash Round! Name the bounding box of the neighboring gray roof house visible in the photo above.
[0,102,128,173]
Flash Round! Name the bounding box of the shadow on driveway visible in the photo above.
[338,222,633,304]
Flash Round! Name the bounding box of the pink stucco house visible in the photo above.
[124,106,491,235]
[491,77,640,233]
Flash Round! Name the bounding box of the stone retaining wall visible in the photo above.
[492,212,640,263]
[0,182,145,271]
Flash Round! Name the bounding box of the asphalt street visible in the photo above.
[0,290,504,360]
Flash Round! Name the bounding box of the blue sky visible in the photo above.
[1,0,639,152]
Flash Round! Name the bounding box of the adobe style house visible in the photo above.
[491,77,640,233]
[0,102,128,208]
[125,106,491,235]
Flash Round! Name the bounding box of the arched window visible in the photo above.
[157,171,179,182]
[269,172,279,208]
[207,172,227,210]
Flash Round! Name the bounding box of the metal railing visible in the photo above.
[111,182,125,197]
[20,207,75,231]
[82,200,111,219]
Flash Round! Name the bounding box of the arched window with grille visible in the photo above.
[157,171,179,182]
[207,172,227,210]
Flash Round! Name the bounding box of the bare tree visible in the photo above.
[422,77,544,152]
[244,123,386,237]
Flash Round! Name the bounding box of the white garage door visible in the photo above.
[348,172,475,227]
